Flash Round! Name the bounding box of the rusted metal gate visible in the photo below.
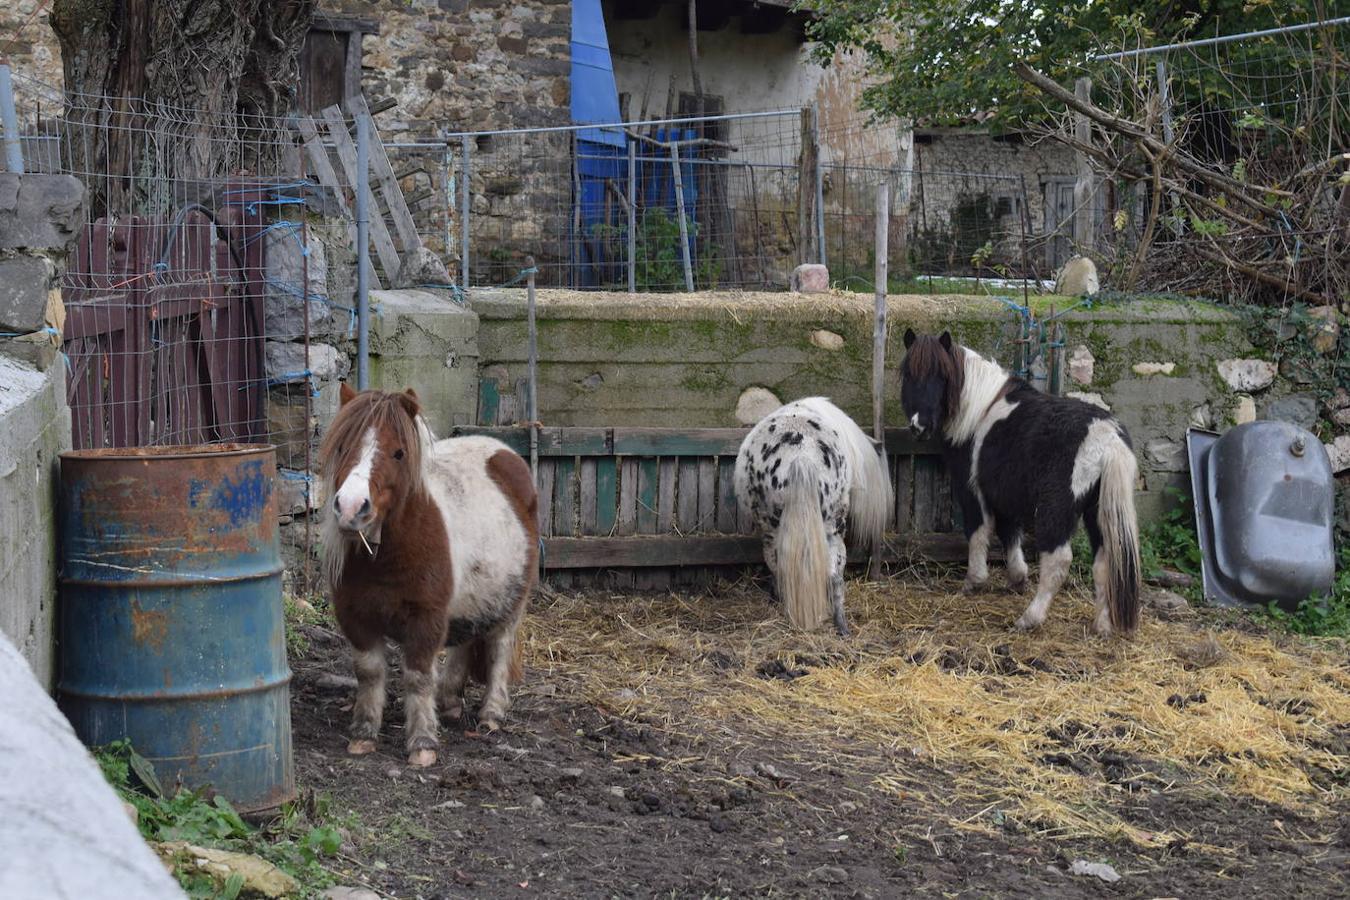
[62,198,268,449]
[450,425,962,588]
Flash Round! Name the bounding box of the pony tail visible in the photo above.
[847,439,893,555]
[776,458,831,630]
[1098,441,1141,635]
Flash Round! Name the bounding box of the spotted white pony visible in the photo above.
[734,397,893,636]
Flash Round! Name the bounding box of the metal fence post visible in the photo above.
[627,139,637,293]
[0,65,25,175]
[355,111,371,390]
[460,136,471,291]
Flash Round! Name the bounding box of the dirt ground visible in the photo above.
[290,575,1350,899]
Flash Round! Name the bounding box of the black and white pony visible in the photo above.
[734,397,893,636]
[899,330,1140,636]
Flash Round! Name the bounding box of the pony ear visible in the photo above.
[398,388,421,418]
[938,331,953,351]
[339,382,357,406]
[903,328,917,349]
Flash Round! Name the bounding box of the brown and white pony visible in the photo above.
[319,384,539,767]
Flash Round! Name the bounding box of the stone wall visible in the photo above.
[0,174,81,687]
[469,289,1259,522]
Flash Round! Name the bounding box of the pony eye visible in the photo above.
[393,448,405,460]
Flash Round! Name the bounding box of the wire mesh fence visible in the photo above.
[3,71,350,595]
[450,109,1040,293]
[1072,17,1349,304]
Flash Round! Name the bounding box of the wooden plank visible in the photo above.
[536,460,555,538]
[594,458,618,536]
[294,116,384,288]
[716,457,738,533]
[636,459,659,534]
[541,532,972,569]
[579,458,599,536]
[553,457,577,537]
[883,428,943,456]
[476,379,500,427]
[320,104,402,280]
[657,458,677,532]
[894,454,914,535]
[350,96,422,252]
[696,459,716,533]
[448,425,611,456]
[676,460,699,531]
[935,466,954,533]
[618,459,639,535]
[913,456,938,533]
[612,427,749,457]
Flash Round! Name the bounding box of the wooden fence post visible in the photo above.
[1072,77,1095,253]
[870,181,890,580]
[797,107,820,266]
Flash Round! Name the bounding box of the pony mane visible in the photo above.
[946,347,1013,445]
[794,397,893,551]
[318,390,430,589]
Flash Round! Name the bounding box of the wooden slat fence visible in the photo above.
[449,425,962,588]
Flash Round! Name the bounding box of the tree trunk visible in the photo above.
[50,0,314,216]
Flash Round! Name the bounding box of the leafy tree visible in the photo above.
[798,0,1333,129]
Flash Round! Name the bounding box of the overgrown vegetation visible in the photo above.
[591,208,725,291]
[96,741,346,899]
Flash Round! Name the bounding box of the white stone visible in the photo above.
[735,387,782,425]
[1069,860,1121,883]
[1054,256,1099,296]
[1132,362,1175,376]
[1145,439,1186,471]
[1067,345,1094,385]
[265,341,349,383]
[789,264,829,293]
[1306,305,1340,354]
[1233,395,1257,424]
[1066,391,1110,411]
[809,329,845,351]
[1144,588,1189,611]
[1217,358,1277,392]
[1189,404,1213,430]
[323,889,381,900]
[1325,435,1350,474]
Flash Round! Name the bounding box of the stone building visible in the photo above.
[4,0,1082,283]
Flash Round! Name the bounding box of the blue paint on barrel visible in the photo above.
[58,444,295,812]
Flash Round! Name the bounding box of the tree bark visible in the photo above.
[50,0,315,215]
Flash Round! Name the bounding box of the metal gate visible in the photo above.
[62,197,269,449]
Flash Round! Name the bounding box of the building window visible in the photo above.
[677,92,727,143]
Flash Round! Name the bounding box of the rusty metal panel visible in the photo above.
[57,444,294,813]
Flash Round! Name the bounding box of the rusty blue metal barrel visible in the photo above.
[57,444,294,813]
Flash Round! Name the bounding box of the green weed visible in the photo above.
[95,741,346,899]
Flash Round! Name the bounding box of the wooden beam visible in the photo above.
[320,104,402,281]
[542,532,972,570]
[447,425,944,458]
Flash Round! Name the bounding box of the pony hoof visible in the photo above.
[347,738,377,756]
[961,578,987,595]
[1013,615,1042,632]
[1006,579,1029,595]
[407,748,438,768]
[479,716,502,733]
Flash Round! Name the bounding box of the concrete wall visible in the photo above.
[469,289,1257,522]
[0,173,81,686]
[0,355,70,689]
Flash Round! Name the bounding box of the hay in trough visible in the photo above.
[521,574,1350,847]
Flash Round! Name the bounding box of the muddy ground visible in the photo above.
[289,581,1349,899]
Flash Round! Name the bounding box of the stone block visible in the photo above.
[735,387,781,425]
[264,227,332,339]
[1067,345,1093,385]
[1217,358,1276,392]
[0,256,55,334]
[809,329,844,351]
[265,341,349,383]
[789,264,829,294]
[0,174,84,253]
[1261,393,1318,431]
[1054,255,1098,296]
